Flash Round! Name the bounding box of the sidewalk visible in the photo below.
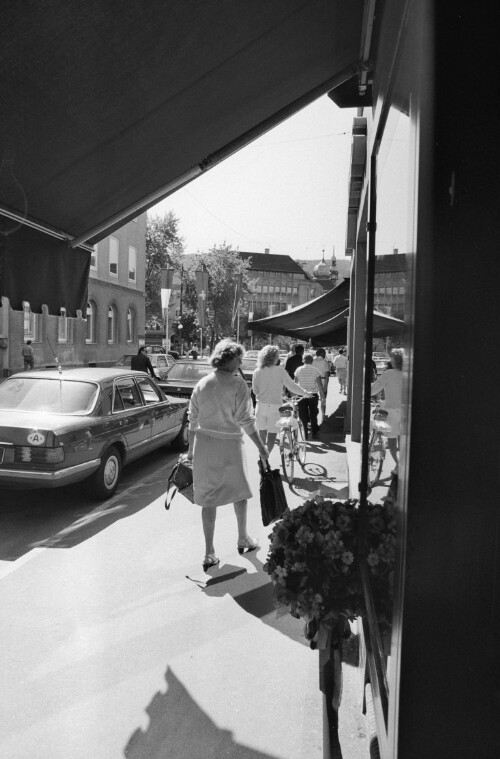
[155,379,371,759]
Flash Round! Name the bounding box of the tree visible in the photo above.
[145,212,185,325]
[181,243,255,349]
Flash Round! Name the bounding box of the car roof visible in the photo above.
[9,368,155,382]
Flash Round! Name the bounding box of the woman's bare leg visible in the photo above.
[202,507,217,555]
[233,499,248,541]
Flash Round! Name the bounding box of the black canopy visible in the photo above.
[0,0,365,246]
[248,279,405,345]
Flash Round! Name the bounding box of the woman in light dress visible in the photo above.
[370,348,404,474]
[186,340,269,570]
[252,345,310,457]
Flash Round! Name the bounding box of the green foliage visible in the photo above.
[194,242,254,345]
[146,212,185,321]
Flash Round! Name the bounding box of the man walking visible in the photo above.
[333,348,348,394]
[294,354,325,439]
[21,340,35,370]
[131,346,157,378]
[285,343,304,379]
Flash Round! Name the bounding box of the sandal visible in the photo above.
[203,553,220,570]
[237,536,259,555]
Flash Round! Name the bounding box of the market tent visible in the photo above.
[0,0,365,247]
[248,280,405,345]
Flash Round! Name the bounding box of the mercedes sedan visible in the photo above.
[0,368,189,499]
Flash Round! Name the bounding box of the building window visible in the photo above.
[293,287,298,296]
[269,285,275,295]
[128,245,137,282]
[86,301,96,343]
[107,305,117,343]
[109,236,119,277]
[22,301,40,341]
[90,244,98,270]
[262,285,268,295]
[126,308,135,342]
[58,307,68,343]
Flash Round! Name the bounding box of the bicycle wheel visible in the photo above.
[296,421,307,466]
[280,428,295,483]
[367,431,385,486]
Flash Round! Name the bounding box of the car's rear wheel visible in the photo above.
[171,415,189,451]
[87,445,122,499]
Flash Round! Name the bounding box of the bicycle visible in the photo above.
[367,403,391,486]
[276,398,307,484]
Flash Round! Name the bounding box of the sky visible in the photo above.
[151,97,357,262]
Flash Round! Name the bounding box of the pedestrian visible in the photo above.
[130,346,157,378]
[189,345,199,360]
[185,340,270,570]
[285,343,304,379]
[252,345,311,457]
[312,348,330,416]
[21,340,34,370]
[370,348,404,475]
[294,354,325,439]
[333,348,348,393]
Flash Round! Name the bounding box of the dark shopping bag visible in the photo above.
[258,459,288,526]
[165,458,194,509]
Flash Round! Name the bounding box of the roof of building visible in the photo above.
[239,251,307,275]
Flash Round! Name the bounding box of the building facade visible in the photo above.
[240,250,323,319]
[83,214,147,365]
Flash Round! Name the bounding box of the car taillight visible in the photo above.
[13,446,65,464]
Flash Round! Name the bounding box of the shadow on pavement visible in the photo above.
[0,447,177,561]
[125,667,279,759]
[191,551,310,648]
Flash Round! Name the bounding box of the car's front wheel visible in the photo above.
[171,415,189,451]
[87,445,122,499]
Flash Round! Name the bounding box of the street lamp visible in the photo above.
[178,323,183,355]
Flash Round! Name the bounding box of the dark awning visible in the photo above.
[248,280,405,345]
[249,279,351,334]
[0,0,365,246]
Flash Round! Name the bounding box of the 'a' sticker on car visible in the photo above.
[27,432,45,446]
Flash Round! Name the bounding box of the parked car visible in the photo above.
[0,368,188,499]
[157,359,213,399]
[114,352,175,378]
[373,352,391,374]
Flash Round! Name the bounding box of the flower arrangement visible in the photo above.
[263,497,396,644]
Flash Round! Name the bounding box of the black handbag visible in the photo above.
[258,459,288,526]
[165,458,194,509]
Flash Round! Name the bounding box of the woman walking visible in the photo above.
[186,340,269,570]
[252,345,310,456]
[370,348,404,475]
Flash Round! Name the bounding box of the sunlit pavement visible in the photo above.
[0,379,370,759]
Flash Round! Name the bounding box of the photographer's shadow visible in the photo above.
[197,551,309,647]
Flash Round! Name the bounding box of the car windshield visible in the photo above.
[0,377,98,415]
[240,358,257,371]
[166,363,213,381]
